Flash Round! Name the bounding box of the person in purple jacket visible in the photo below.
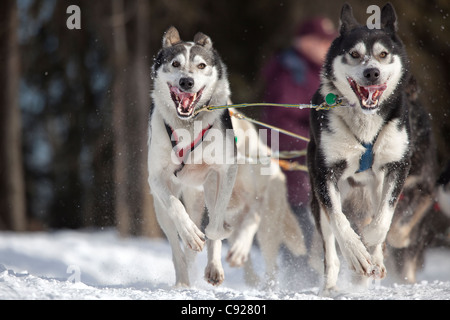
[260,17,336,285]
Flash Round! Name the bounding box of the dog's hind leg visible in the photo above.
[256,216,281,288]
[226,208,260,268]
[319,209,341,294]
[388,194,433,248]
[281,203,307,257]
[242,255,260,286]
[389,204,436,283]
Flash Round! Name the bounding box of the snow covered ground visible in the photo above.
[0,229,449,300]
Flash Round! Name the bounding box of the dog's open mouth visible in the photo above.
[169,84,204,118]
[347,77,387,111]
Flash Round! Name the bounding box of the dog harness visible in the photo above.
[164,122,213,176]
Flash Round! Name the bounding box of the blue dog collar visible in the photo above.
[357,142,374,173]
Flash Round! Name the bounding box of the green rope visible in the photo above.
[192,93,344,169]
[194,93,344,116]
[230,110,310,142]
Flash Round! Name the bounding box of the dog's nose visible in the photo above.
[363,68,380,83]
[179,77,195,90]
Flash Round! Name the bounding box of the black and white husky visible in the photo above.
[148,27,306,287]
[307,3,436,293]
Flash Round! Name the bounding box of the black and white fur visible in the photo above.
[307,3,436,293]
[148,27,238,286]
[148,27,306,287]
[385,76,437,283]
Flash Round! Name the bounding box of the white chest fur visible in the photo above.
[319,109,409,225]
[320,109,409,178]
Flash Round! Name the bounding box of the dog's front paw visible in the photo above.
[370,251,387,279]
[204,262,224,286]
[370,264,386,279]
[340,237,373,277]
[179,221,205,252]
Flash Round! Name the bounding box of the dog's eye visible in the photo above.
[197,63,206,70]
[172,61,180,68]
[350,51,360,59]
[379,51,389,59]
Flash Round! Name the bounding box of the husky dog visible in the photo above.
[148,26,306,287]
[148,26,238,286]
[307,3,436,293]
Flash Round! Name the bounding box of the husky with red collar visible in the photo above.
[307,3,437,293]
[148,26,238,287]
[148,27,306,287]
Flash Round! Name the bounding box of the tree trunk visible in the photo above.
[110,0,162,238]
[0,0,26,231]
[130,0,161,238]
[111,0,131,236]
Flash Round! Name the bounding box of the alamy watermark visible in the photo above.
[66,5,81,30]
[66,265,81,283]
[367,5,381,29]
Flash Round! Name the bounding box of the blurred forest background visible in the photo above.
[0,0,449,238]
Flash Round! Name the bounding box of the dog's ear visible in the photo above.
[194,32,213,49]
[381,3,398,33]
[339,3,360,35]
[162,26,181,48]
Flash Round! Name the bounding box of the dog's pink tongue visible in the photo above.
[178,92,194,110]
[366,87,378,104]
[366,84,387,105]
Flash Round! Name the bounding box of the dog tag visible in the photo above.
[325,93,337,106]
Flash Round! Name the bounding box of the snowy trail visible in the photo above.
[0,229,449,300]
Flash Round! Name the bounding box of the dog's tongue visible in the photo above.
[366,86,382,105]
[170,86,196,112]
[178,92,195,110]
[361,84,387,107]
